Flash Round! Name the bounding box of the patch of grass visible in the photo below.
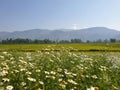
[0,48,120,89]
[0,43,120,52]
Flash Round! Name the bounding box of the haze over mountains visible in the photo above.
[0,27,120,41]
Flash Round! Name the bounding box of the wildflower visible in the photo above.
[2,78,10,82]
[99,66,107,71]
[46,75,49,78]
[86,88,90,90]
[0,56,4,59]
[19,56,24,60]
[14,70,19,73]
[70,89,74,90]
[90,86,95,90]
[68,79,77,85]
[87,86,98,90]
[50,71,56,75]
[70,61,74,64]
[36,69,41,72]
[37,88,42,90]
[26,71,32,75]
[27,77,36,82]
[3,52,7,55]
[72,73,77,76]
[52,76,55,79]
[6,85,13,90]
[95,87,99,90]
[112,85,118,90]
[20,68,26,71]
[59,84,66,90]
[64,70,72,75]
[85,75,89,78]
[0,70,8,76]
[50,59,54,62]
[45,71,50,74]
[21,82,26,86]
[58,78,62,82]
[57,68,62,72]
[10,57,14,60]
[39,81,44,85]
[62,80,67,85]
[91,75,98,79]
[45,52,49,54]
[0,82,3,85]
[19,60,27,64]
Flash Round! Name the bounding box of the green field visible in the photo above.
[0,43,120,51]
[0,44,120,90]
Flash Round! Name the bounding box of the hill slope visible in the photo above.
[0,27,120,41]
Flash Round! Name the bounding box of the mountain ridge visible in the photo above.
[0,27,120,41]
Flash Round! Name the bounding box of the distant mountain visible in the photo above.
[0,27,120,41]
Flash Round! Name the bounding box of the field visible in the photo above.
[0,43,120,90]
[1,43,120,51]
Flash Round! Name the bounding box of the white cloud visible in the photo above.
[73,24,77,30]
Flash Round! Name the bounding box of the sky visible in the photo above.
[0,0,120,31]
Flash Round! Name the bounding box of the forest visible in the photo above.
[0,38,118,44]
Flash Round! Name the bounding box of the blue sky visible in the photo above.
[0,0,120,31]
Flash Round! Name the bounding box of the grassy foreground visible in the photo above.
[0,44,120,90]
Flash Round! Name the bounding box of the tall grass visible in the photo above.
[0,48,120,90]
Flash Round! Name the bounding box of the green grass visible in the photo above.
[0,43,120,51]
[0,44,120,89]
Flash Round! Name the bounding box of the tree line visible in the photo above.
[0,38,119,44]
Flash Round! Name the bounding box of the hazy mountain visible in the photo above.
[0,27,120,41]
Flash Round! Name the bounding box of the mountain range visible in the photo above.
[0,27,120,41]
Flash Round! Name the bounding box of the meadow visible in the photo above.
[0,43,120,90]
[0,43,120,51]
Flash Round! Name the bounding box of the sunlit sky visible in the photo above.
[0,0,120,31]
